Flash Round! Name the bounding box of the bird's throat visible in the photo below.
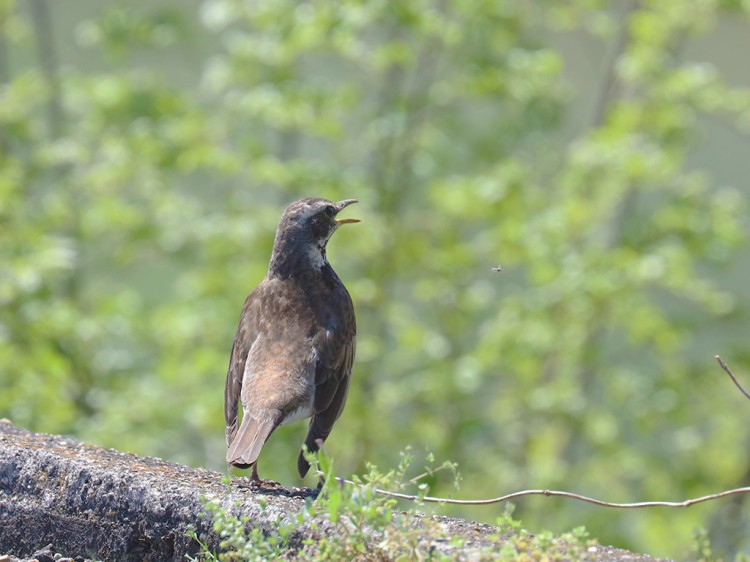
[269,240,329,277]
[306,243,328,268]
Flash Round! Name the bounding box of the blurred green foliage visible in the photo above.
[2,0,750,558]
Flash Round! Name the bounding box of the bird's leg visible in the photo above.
[249,462,281,488]
[250,462,261,484]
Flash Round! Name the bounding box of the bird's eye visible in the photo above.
[324,205,336,217]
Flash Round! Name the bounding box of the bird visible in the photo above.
[224,197,359,485]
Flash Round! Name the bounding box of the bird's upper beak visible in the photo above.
[335,199,360,225]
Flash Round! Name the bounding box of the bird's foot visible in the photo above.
[249,463,281,489]
[249,476,282,489]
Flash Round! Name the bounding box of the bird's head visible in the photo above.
[269,198,360,274]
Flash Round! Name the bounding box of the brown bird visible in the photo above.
[224,197,359,485]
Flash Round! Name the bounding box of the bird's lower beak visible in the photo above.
[335,199,360,224]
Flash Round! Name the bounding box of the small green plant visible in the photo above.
[186,525,217,561]
[189,451,595,561]
[486,503,595,562]
[692,528,720,562]
[187,474,298,562]
[496,502,523,535]
[187,498,297,562]
[297,446,455,560]
[689,527,750,562]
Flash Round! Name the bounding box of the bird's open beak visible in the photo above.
[335,199,360,225]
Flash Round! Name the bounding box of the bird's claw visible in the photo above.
[249,477,282,489]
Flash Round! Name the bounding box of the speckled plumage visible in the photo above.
[224,198,358,482]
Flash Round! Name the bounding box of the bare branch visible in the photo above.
[715,355,750,401]
[321,473,750,509]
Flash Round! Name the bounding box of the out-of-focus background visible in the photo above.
[2,0,750,558]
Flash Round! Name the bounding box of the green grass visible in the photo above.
[188,450,596,561]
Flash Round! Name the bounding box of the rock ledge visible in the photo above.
[0,421,669,561]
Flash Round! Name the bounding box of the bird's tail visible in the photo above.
[226,411,281,468]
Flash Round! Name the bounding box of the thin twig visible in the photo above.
[406,464,453,486]
[321,473,750,509]
[715,355,750,401]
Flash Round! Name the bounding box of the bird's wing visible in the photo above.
[224,289,261,449]
[298,289,356,477]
